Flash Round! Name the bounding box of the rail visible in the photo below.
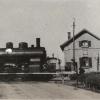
[0,71,76,75]
[0,71,76,84]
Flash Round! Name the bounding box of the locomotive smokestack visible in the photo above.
[36,38,40,47]
[68,32,71,40]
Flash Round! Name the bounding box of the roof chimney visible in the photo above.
[68,32,71,40]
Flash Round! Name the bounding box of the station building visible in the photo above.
[60,29,100,72]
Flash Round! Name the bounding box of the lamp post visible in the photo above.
[97,53,99,72]
[58,59,61,72]
[58,59,64,84]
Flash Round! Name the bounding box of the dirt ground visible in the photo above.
[0,81,100,100]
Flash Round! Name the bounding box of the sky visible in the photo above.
[0,0,100,65]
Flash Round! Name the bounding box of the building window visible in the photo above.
[79,40,91,48]
[65,62,73,71]
[79,57,92,68]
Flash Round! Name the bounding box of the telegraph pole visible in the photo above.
[72,18,78,88]
[73,18,75,66]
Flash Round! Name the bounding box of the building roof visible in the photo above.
[60,29,100,51]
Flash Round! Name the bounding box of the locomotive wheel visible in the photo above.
[1,65,17,81]
[30,74,53,81]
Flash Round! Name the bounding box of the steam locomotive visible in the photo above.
[0,38,55,81]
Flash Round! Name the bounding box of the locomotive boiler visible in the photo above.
[0,38,53,81]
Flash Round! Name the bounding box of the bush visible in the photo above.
[69,72,100,90]
[78,72,100,90]
[69,74,78,80]
[78,74,86,83]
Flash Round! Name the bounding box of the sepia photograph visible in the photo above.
[0,0,100,99]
